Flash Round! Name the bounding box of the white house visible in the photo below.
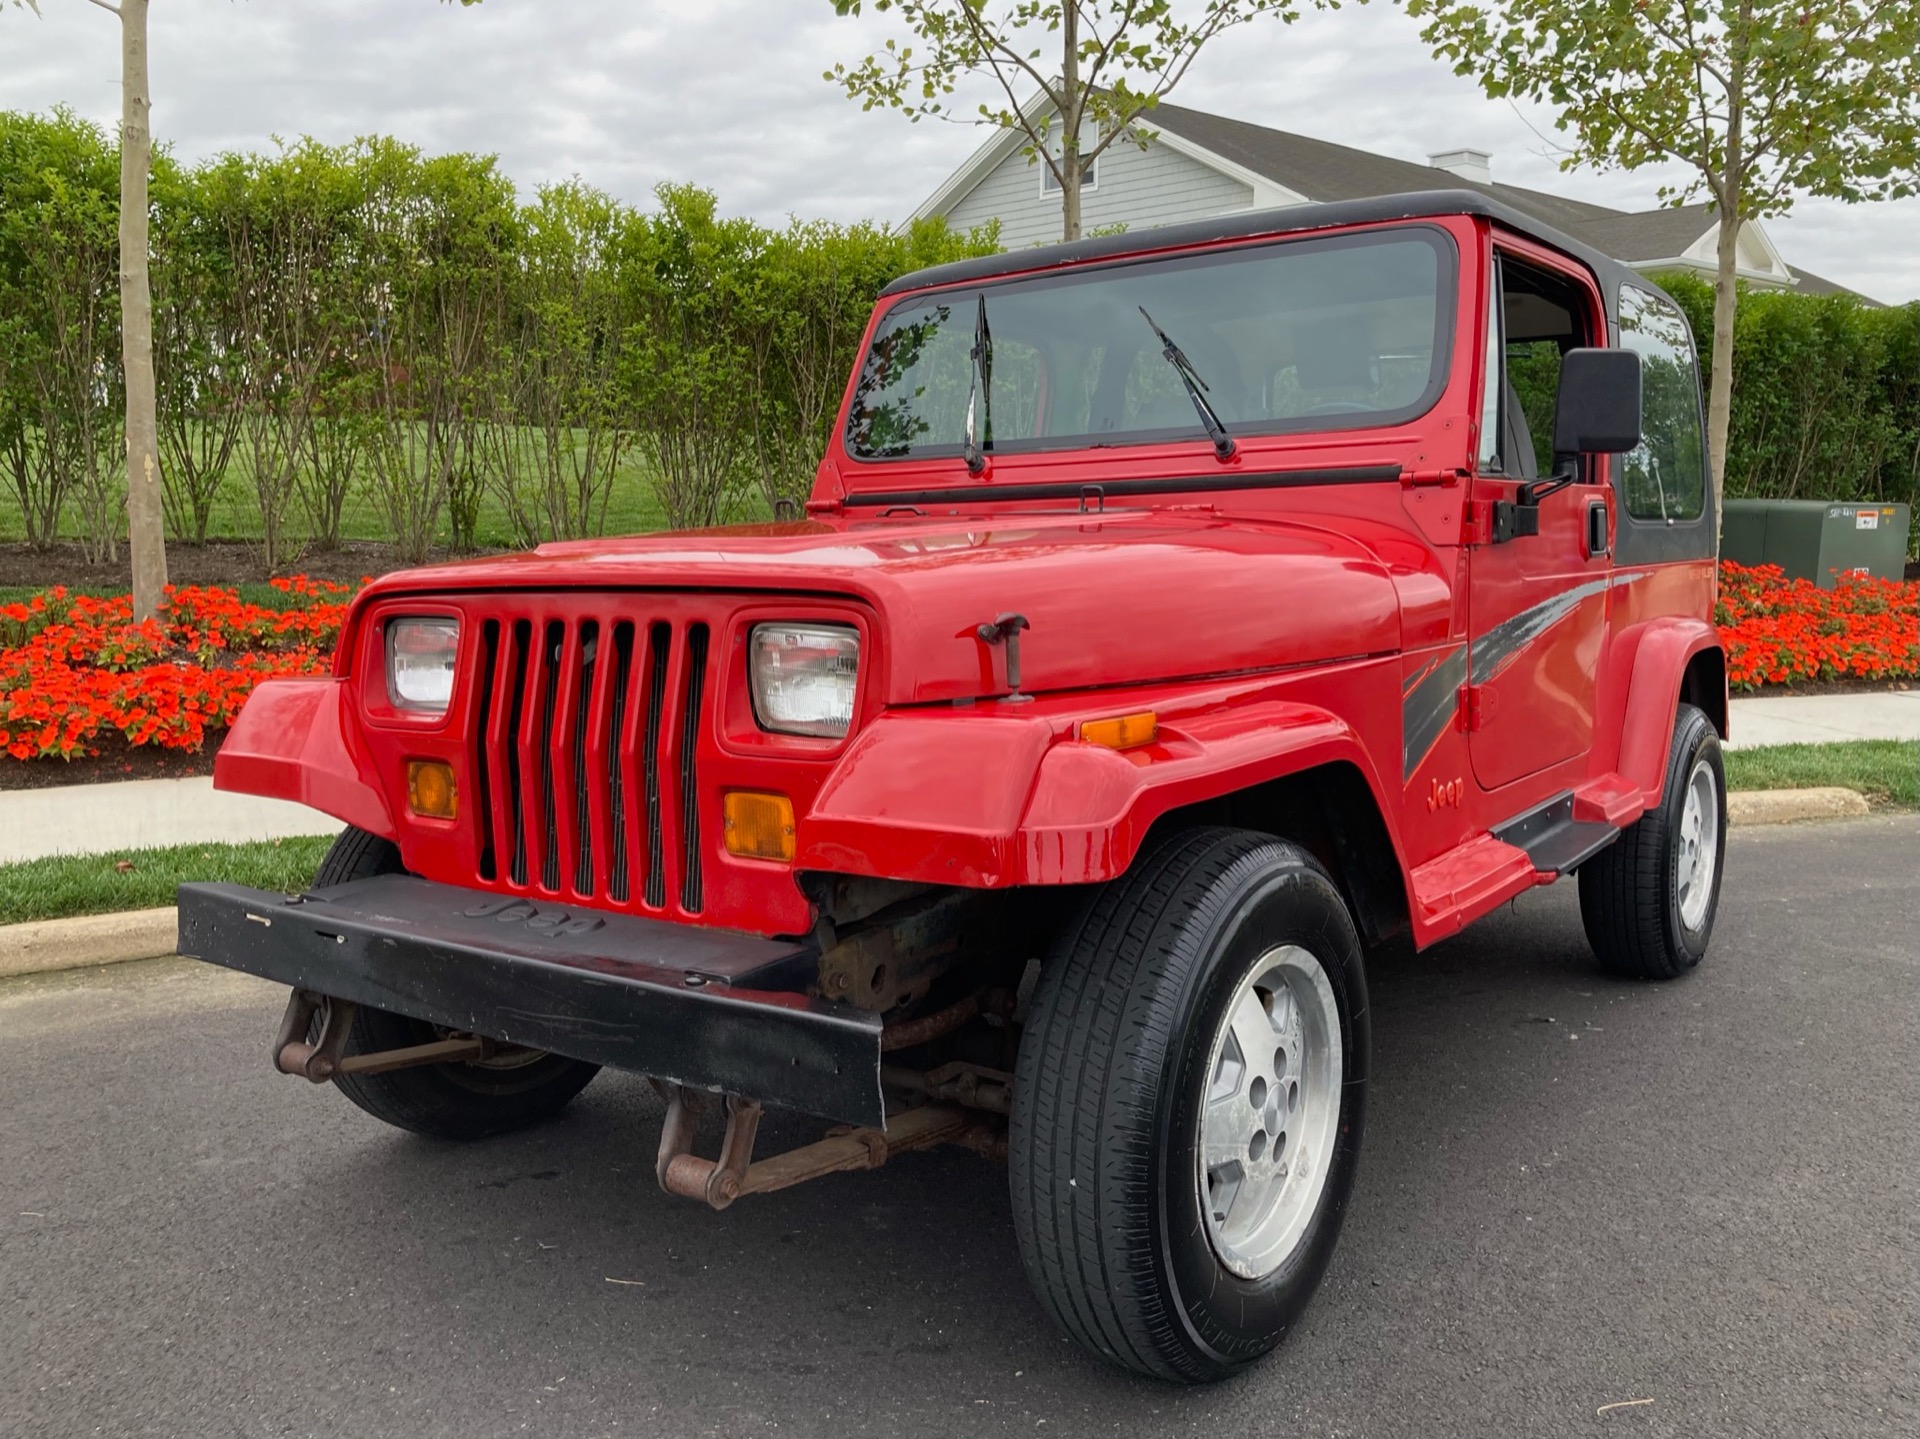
[914,96,1857,297]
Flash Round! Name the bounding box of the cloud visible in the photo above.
[2,0,1914,301]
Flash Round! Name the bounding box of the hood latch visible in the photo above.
[976,612,1032,702]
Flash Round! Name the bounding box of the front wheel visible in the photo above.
[311,826,600,1141]
[1009,827,1370,1383]
[1579,702,1727,979]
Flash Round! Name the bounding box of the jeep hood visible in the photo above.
[360,513,1404,705]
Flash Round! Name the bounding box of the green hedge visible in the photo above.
[1655,271,1919,552]
[0,109,999,563]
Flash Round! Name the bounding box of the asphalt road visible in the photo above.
[3,815,1915,1439]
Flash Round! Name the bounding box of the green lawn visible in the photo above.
[0,434,679,550]
[1723,739,1919,810]
[0,834,337,926]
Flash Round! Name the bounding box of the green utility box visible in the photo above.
[1720,499,1912,587]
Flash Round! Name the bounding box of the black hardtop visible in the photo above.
[881,188,1664,325]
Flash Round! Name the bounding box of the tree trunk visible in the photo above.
[1706,209,1740,533]
[1058,1,1081,242]
[119,0,168,620]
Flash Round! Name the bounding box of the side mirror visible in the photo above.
[1552,347,1642,456]
[1501,348,1644,534]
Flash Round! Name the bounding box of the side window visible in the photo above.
[1477,271,1502,469]
[1478,253,1594,480]
[1617,287,1706,522]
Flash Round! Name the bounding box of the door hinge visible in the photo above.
[1457,683,1494,732]
[1400,466,1465,488]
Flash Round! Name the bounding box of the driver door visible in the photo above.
[1467,251,1614,794]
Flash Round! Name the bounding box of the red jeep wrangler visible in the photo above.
[181,191,1728,1383]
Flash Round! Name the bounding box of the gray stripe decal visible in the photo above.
[1472,569,1649,685]
[1402,643,1467,780]
[1400,571,1648,782]
[1401,654,1439,696]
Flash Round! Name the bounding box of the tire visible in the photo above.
[311,826,600,1141]
[1579,702,1727,980]
[1009,826,1370,1383]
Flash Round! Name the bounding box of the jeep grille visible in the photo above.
[468,610,710,916]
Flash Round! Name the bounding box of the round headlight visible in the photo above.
[749,623,859,738]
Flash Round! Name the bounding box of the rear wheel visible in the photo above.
[1009,827,1369,1383]
[311,827,600,1141]
[1579,703,1726,979]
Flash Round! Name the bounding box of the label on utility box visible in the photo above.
[1856,511,1879,530]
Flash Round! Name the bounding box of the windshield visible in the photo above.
[845,226,1455,463]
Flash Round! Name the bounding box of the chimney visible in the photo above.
[1428,148,1493,186]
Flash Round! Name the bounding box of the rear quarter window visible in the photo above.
[1617,287,1706,523]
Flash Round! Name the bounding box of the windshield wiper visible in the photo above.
[962,293,991,474]
[1138,306,1236,461]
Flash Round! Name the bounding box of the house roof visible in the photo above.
[1541,203,1718,263]
[921,95,1868,299]
[1784,267,1862,298]
[1146,101,1622,236]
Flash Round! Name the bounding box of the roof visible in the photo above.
[919,97,1870,300]
[1146,101,1621,236]
[1784,267,1866,298]
[881,188,1652,303]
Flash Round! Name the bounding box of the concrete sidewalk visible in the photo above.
[0,775,340,864]
[1727,688,1920,751]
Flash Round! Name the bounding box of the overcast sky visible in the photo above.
[3,0,1915,302]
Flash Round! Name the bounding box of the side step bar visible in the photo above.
[1493,791,1621,875]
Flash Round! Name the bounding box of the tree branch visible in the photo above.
[955,3,1069,186]
[83,0,122,15]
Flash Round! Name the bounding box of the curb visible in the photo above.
[1726,786,1871,827]
[0,787,1882,981]
[0,906,177,981]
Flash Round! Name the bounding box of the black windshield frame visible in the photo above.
[843,223,1460,466]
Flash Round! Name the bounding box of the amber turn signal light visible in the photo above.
[407,759,458,819]
[723,791,796,862]
[1078,711,1158,751]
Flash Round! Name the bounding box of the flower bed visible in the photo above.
[1716,561,1919,692]
[0,578,352,762]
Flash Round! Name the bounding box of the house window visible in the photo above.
[1041,156,1097,194]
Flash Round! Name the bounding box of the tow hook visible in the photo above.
[270,988,526,1082]
[651,1081,1005,1212]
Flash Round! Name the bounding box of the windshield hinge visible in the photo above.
[1462,498,1538,546]
[1400,466,1465,488]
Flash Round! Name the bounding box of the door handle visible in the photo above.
[1585,499,1611,558]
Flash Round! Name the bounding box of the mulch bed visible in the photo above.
[1732,676,1916,698]
[0,539,492,592]
[0,732,222,790]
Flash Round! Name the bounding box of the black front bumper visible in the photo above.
[176,875,884,1127]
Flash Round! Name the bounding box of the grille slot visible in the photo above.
[604,623,634,903]
[537,621,563,892]
[571,621,599,898]
[678,624,709,914]
[503,619,532,887]
[641,622,670,910]
[472,620,500,880]
[464,606,709,917]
